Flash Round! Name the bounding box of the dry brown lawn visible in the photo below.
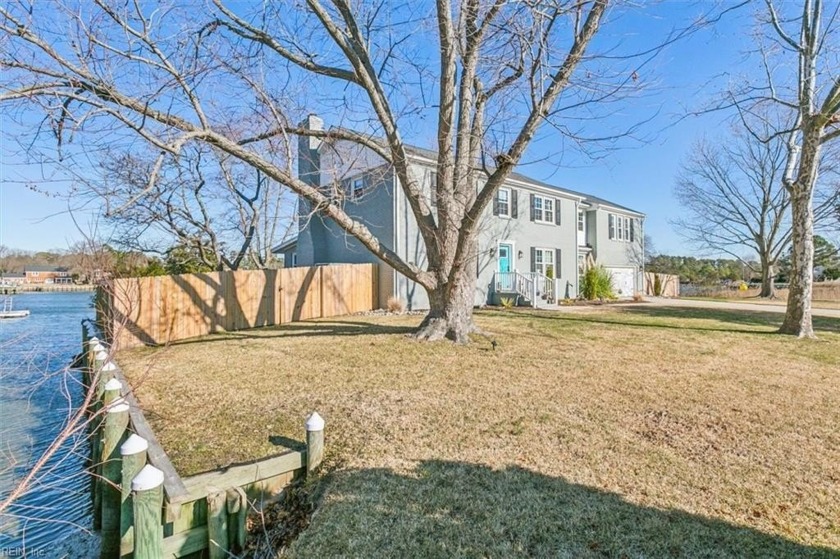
[118,306,840,558]
[686,296,840,311]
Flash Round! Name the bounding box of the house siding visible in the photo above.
[392,162,582,309]
[476,187,580,304]
[295,133,645,308]
[296,132,396,307]
[588,208,644,294]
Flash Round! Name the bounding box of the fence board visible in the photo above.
[99,264,378,349]
[644,273,680,297]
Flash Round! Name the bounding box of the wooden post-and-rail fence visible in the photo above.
[96,263,379,350]
[82,320,325,558]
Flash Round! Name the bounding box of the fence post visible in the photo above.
[226,487,247,553]
[81,325,90,369]
[305,412,325,474]
[207,490,230,559]
[93,348,108,383]
[90,351,112,530]
[100,398,130,559]
[93,349,110,400]
[98,361,118,400]
[119,434,148,557]
[102,378,122,406]
[85,337,101,388]
[131,465,164,559]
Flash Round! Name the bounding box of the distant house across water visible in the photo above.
[23,266,73,284]
[0,272,26,285]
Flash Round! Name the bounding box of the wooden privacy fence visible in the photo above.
[644,272,680,298]
[81,320,325,558]
[97,264,378,349]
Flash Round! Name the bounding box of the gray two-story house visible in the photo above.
[276,116,645,310]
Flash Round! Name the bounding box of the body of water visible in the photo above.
[0,292,94,555]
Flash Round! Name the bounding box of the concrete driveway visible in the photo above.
[637,297,840,319]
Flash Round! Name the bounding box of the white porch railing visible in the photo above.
[494,271,558,307]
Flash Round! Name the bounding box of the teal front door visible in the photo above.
[497,243,513,291]
[498,244,512,273]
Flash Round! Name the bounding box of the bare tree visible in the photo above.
[94,145,292,271]
[0,1,727,342]
[677,123,791,298]
[727,0,840,336]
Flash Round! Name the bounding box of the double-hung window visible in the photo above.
[533,248,555,276]
[608,213,636,242]
[351,177,365,200]
[496,188,510,217]
[578,211,585,232]
[533,195,554,223]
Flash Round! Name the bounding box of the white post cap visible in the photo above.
[131,464,164,491]
[95,350,108,362]
[88,336,100,346]
[106,397,130,414]
[101,361,117,372]
[120,433,149,456]
[93,342,106,353]
[103,378,122,392]
[305,412,325,432]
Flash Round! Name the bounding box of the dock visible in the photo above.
[0,297,30,319]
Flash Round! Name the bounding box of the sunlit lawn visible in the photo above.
[119,306,840,558]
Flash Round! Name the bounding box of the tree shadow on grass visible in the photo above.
[292,460,838,558]
[622,306,840,335]
[512,306,840,335]
[168,320,418,346]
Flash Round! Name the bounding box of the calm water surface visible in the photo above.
[0,292,93,554]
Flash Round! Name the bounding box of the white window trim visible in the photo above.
[608,213,635,243]
[534,195,555,224]
[351,177,365,200]
[497,187,511,218]
[534,247,555,276]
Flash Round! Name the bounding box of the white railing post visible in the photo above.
[532,274,537,307]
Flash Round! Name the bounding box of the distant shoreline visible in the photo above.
[0,284,96,293]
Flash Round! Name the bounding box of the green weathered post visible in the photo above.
[305,412,325,474]
[226,487,248,553]
[100,397,130,559]
[90,349,110,531]
[98,360,118,401]
[119,434,148,558]
[92,348,108,392]
[81,325,90,371]
[131,465,164,559]
[92,375,121,531]
[207,490,230,559]
[84,336,100,388]
[102,378,122,406]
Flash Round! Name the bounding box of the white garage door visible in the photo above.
[607,267,635,297]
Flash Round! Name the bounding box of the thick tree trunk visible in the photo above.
[779,188,815,337]
[414,268,478,344]
[758,258,775,298]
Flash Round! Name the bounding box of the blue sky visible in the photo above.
[0,2,753,256]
